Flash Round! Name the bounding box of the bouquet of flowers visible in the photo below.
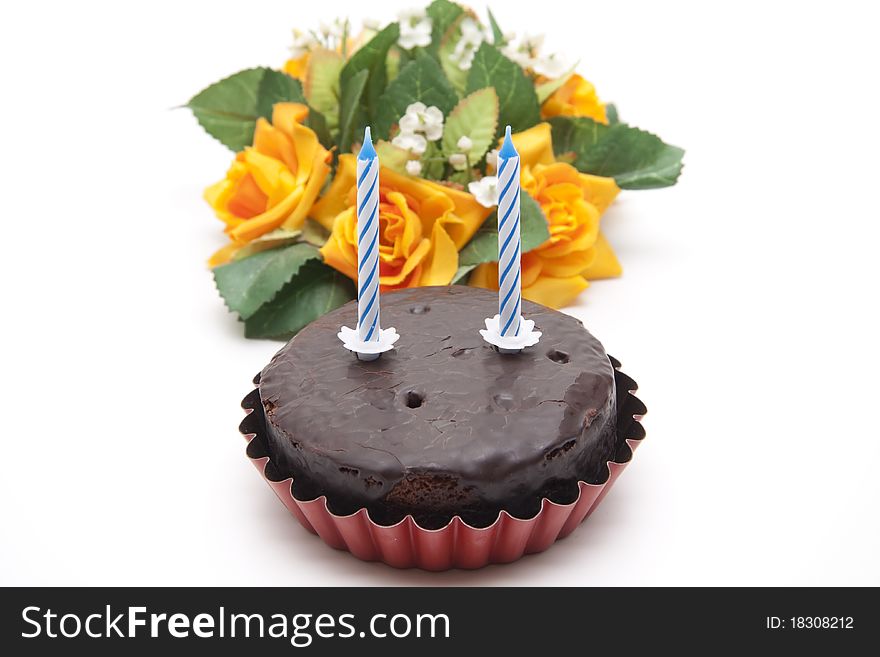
[187,0,684,338]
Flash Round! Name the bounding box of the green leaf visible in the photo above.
[466,43,540,136]
[548,115,604,161]
[442,87,499,161]
[255,69,307,118]
[426,0,464,55]
[386,47,403,82]
[230,221,329,260]
[458,191,550,266]
[447,170,471,186]
[487,8,505,45]
[214,243,320,320]
[187,68,306,151]
[452,264,476,284]
[438,22,469,95]
[305,48,344,131]
[232,228,302,261]
[244,261,356,339]
[606,103,619,125]
[301,218,331,247]
[304,108,333,150]
[535,65,577,104]
[375,140,412,174]
[420,141,446,180]
[374,53,458,140]
[548,116,685,189]
[338,23,399,148]
[340,22,399,91]
[338,68,369,153]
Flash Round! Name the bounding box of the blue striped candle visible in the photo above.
[496,126,521,337]
[356,127,381,343]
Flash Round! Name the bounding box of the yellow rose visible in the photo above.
[204,103,330,266]
[283,55,309,79]
[469,123,621,309]
[316,155,491,290]
[540,73,608,124]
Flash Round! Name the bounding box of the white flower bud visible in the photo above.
[405,160,423,176]
[448,153,468,170]
[456,135,473,152]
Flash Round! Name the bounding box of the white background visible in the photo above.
[1,0,878,586]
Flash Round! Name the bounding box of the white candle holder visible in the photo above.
[479,314,542,354]
[337,325,400,361]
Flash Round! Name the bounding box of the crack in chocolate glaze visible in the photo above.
[258,286,617,529]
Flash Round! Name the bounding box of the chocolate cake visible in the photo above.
[257,286,618,529]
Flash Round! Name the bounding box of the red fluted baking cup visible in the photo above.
[239,356,646,571]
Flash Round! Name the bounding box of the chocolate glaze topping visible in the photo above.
[259,286,617,528]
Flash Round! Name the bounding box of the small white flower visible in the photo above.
[392,131,428,155]
[486,148,500,172]
[448,17,488,71]
[460,17,487,42]
[468,176,498,208]
[291,20,350,56]
[448,153,468,170]
[399,7,429,25]
[502,32,545,70]
[398,8,432,50]
[316,20,348,49]
[502,45,533,69]
[422,108,444,140]
[289,29,317,58]
[509,53,532,68]
[532,53,570,79]
[405,160,423,176]
[394,102,444,155]
[398,103,423,133]
[449,44,477,71]
[517,33,544,54]
[449,40,478,71]
[399,102,444,141]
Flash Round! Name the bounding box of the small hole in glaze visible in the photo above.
[409,305,430,314]
[547,349,570,364]
[405,391,424,408]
